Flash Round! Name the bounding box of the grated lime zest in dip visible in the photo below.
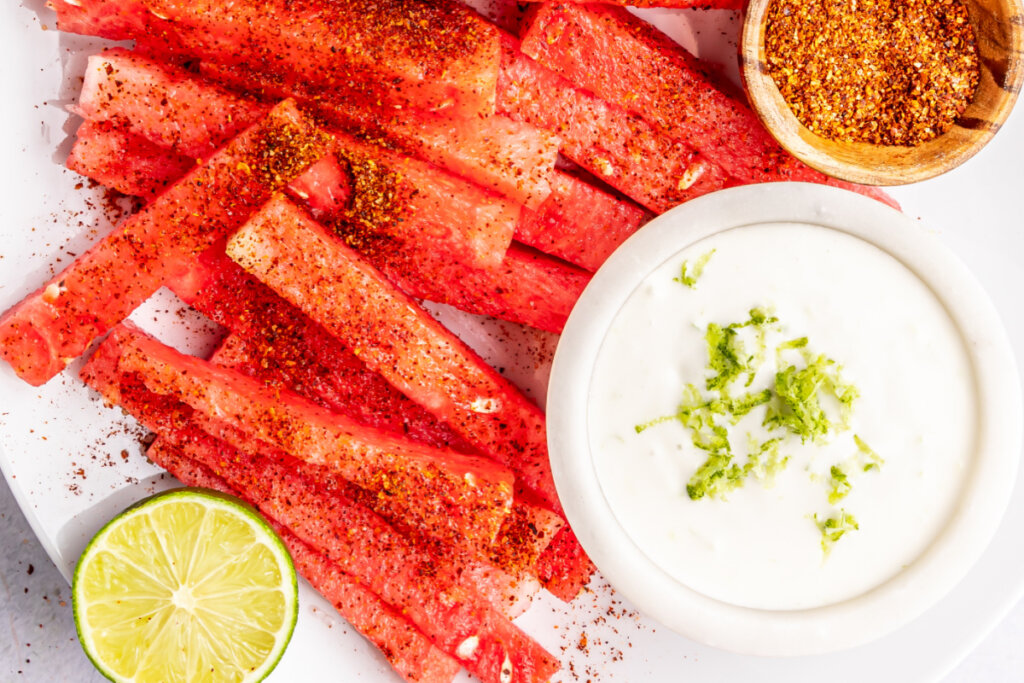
[636,308,879,556]
[815,510,860,555]
[854,434,884,472]
[674,248,716,289]
[828,465,852,504]
[765,347,859,443]
[744,436,788,484]
[706,307,778,393]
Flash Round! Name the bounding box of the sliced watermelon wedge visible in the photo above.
[324,136,519,269]
[169,249,475,452]
[74,49,517,269]
[87,348,536,620]
[0,99,330,386]
[499,34,730,214]
[521,4,763,179]
[85,346,558,682]
[82,324,516,553]
[67,120,194,199]
[166,245,562,575]
[200,59,557,210]
[534,528,596,602]
[228,196,557,511]
[65,120,587,334]
[227,196,596,597]
[75,49,267,160]
[53,0,501,117]
[164,433,559,683]
[215,331,562,578]
[340,237,589,335]
[146,440,463,683]
[519,4,899,209]
[516,171,651,271]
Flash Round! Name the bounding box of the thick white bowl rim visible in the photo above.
[547,182,1023,657]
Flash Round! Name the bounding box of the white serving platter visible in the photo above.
[1,1,1022,681]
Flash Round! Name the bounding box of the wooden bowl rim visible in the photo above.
[740,0,1024,186]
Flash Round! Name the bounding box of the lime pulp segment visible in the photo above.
[72,488,298,683]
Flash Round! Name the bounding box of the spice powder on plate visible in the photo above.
[764,0,981,146]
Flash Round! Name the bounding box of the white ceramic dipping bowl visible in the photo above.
[547,182,1022,656]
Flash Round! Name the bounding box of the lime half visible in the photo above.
[72,488,298,683]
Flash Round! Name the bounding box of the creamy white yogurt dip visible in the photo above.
[587,222,976,611]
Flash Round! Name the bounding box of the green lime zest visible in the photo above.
[674,248,716,288]
[815,509,859,555]
[828,465,852,503]
[777,336,808,352]
[638,384,786,500]
[729,388,773,421]
[686,451,744,500]
[635,306,872,525]
[764,350,859,443]
[636,384,721,437]
[854,434,884,471]
[706,307,778,392]
[744,436,788,483]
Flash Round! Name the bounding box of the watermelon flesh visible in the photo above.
[522,4,771,180]
[210,329,562,576]
[162,434,559,683]
[65,117,590,333]
[499,34,730,214]
[534,527,595,602]
[485,493,565,579]
[66,120,194,199]
[83,345,557,683]
[517,171,651,271]
[164,243,563,575]
[74,49,266,160]
[0,99,330,386]
[324,136,518,270]
[74,48,640,273]
[87,341,537,618]
[200,59,557,210]
[519,4,899,209]
[83,324,517,554]
[167,248,475,453]
[146,440,464,683]
[176,251,560,573]
[282,156,355,218]
[336,234,589,335]
[52,0,501,117]
[229,196,558,512]
[74,49,517,270]
[227,195,595,597]
[368,240,589,335]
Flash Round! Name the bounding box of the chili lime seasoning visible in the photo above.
[764,0,981,146]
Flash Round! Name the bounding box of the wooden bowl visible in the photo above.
[740,0,1024,185]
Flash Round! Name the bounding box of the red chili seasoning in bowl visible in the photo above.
[764,0,981,146]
